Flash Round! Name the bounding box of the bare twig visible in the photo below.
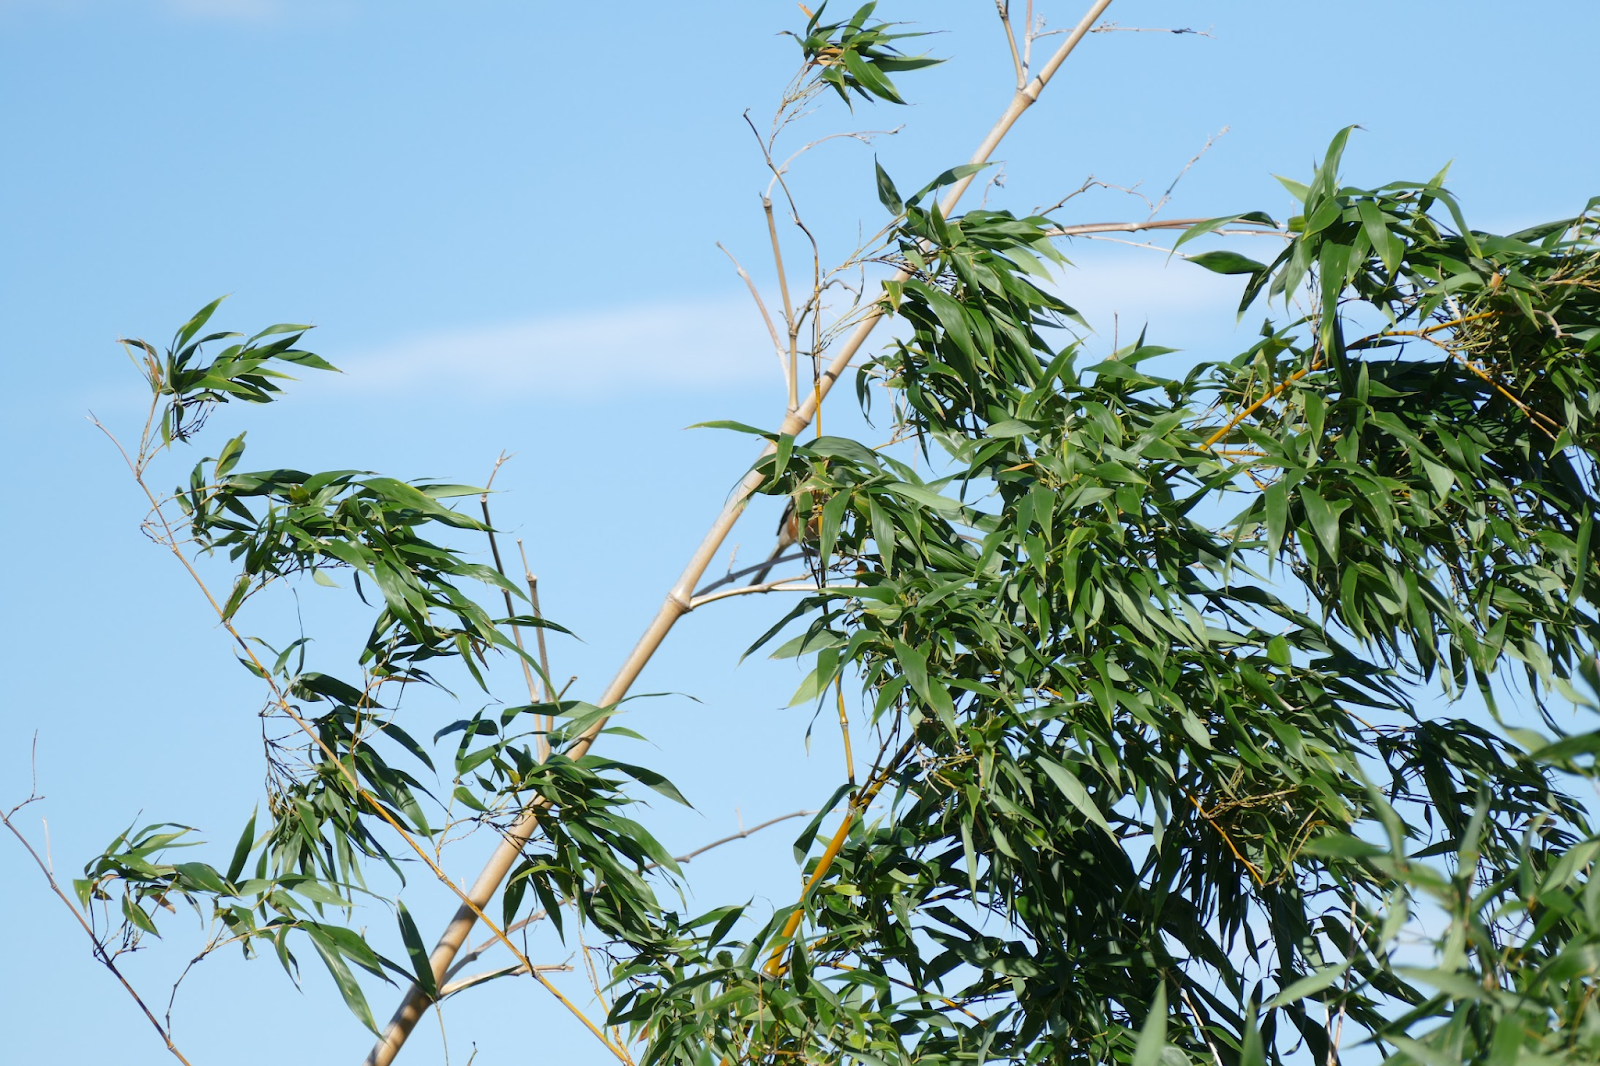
[995,1,1026,89]
[764,197,800,412]
[692,550,810,598]
[668,809,817,865]
[1035,175,1153,216]
[717,241,789,389]
[1090,20,1213,36]
[440,962,574,1000]
[1045,217,1286,238]
[688,574,817,610]
[517,540,557,760]
[1148,127,1229,219]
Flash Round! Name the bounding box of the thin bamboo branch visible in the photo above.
[440,962,574,1000]
[2,800,195,1066]
[835,676,855,786]
[764,198,801,413]
[1183,789,1265,888]
[717,241,789,389]
[820,958,980,1019]
[1021,0,1035,73]
[667,809,817,865]
[367,6,1115,1059]
[692,550,809,598]
[1403,329,1560,441]
[763,735,918,977]
[1045,217,1286,238]
[1197,311,1514,455]
[1178,984,1227,1066]
[688,575,816,610]
[518,540,557,761]
[995,1,1026,89]
[443,909,548,987]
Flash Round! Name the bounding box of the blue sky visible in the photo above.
[4,1,1598,1063]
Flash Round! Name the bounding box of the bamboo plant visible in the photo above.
[10,3,1600,1065]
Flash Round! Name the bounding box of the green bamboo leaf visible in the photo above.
[1037,758,1113,838]
[1299,484,1348,556]
[1184,250,1268,275]
[1173,211,1278,250]
[874,158,903,214]
[1265,959,1352,1008]
[173,862,230,895]
[395,901,439,1001]
[1132,985,1168,1066]
[1574,510,1593,604]
[226,809,258,884]
[307,931,380,1034]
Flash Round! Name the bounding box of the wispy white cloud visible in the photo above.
[162,0,278,17]
[332,257,1263,404]
[0,0,339,21]
[333,298,784,399]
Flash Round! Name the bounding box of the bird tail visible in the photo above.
[749,547,783,587]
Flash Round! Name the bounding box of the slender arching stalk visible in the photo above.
[363,3,1116,1061]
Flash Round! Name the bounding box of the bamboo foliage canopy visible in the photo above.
[34,4,1600,1065]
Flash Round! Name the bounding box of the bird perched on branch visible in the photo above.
[750,493,818,586]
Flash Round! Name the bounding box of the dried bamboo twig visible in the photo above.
[688,575,816,609]
[764,197,801,412]
[517,540,557,760]
[995,0,1026,89]
[716,241,789,390]
[439,962,573,1000]
[367,5,1116,1060]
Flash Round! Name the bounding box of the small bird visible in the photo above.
[750,494,816,586]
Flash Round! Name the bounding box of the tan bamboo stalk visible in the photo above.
[517,540,557,760]
[365,3,1114,1060]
